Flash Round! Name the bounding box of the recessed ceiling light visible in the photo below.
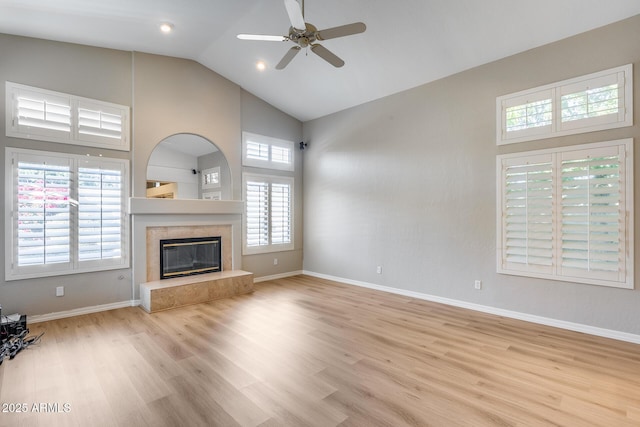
[256,61,266,71]
[160,23,174,34]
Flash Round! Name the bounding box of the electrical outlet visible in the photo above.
[273,258,278,266]
[474,280,482,290]
[376,266,382,274]
[56,286,65,297]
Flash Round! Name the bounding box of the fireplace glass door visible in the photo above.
[159,236,221,279]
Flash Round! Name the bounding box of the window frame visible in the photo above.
[242,131,294,171]
[496,64,633,145]
[496,138,633,289]
[242,173,294,255]
[6,82,130,151]
[5,147,130,281]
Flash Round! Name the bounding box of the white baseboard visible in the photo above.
[24,271,640,345]
[26,269,304,323]
[254,270,304,283]
[302,270,640,345]
[29,300,140,324]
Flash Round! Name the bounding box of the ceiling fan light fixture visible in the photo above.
[160,22,174,34]
[237,0,366,69]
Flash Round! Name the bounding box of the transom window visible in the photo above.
[242,132,294,171]
[497,64,632,145]
[6,82,130,151]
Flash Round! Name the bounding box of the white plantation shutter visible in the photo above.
[497,139,633,289]
[6,82,130,151]
[559,70,626,132]
[501,89,553,141]
[246,141,270,162]
[72,100,128,150]
[6,148,129,281]
[14,154,72,272]
[271,183,292,244]
[271,145,292,165]
[17,97,71,132]
[559,146,627,283]
[501,154,554,274]
[78,162,124,262]
[243,174,294,254]
[242,132,294,171]
[245,180,269,247]
[11,86,72,140]
[77,102,123,140]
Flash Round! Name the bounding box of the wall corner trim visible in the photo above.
[302,270,640,345]
[29,300,140,324]
[253,270,304,283]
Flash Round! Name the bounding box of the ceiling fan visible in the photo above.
[237,0,366,69]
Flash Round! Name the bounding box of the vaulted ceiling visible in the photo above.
[1,0,639,121]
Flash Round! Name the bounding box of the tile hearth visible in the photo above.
[139,270,254,313]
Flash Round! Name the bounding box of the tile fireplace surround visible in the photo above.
[128,198,245,302]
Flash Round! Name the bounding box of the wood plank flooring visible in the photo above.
[1,274,640,426]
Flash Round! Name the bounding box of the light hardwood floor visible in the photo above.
[1,275,640,426]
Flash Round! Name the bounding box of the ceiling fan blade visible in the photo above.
[237,34,288,41]
[310,44,345,68]
[276,46,301,70]
[284,0,306,31]
[316,22,366,40]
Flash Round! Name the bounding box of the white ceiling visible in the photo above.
[1,0,639,122]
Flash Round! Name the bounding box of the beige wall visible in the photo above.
[0,35,133,315]
[302,15,640,335]
[132,53,243,200]
[0,34,303,316]
[240,90,304,278]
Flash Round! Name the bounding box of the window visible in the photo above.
[5,148,129,280]
[497,139,633,289]
[201,167,220,190]
[6,82,130,151]
[243,173,294,254]
[502,89,553,140]
[497,64,632,145]
[242,132,294,171]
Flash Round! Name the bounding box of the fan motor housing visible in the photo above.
[289,23,318,47]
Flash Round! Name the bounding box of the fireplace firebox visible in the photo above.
[159,236,221,279]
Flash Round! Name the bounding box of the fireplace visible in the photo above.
[159,236,221,279]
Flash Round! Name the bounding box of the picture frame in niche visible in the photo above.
[202,191,221,201]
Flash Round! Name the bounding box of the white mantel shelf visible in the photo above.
[128,197,244,215]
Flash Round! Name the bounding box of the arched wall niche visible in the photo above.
[145,133,232,200]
